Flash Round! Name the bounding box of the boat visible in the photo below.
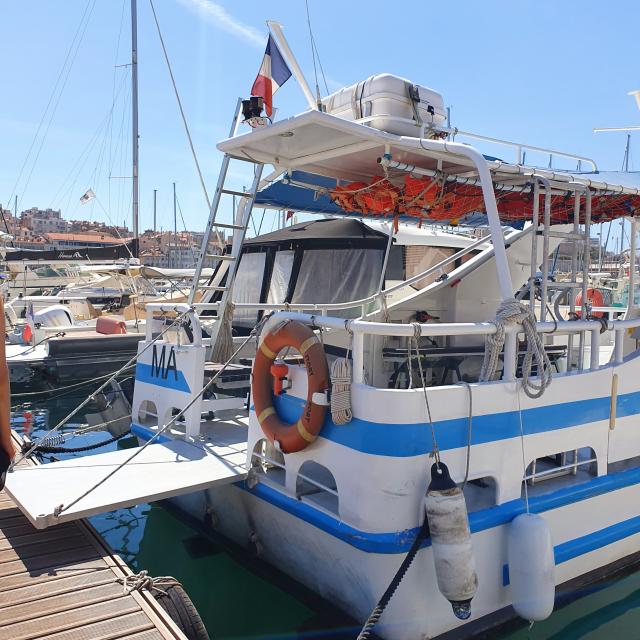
[10,24,640,640]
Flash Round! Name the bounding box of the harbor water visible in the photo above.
[10,394,640,640]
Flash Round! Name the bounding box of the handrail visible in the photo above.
[351,115,598,170]
[144,302,202,346]
[261,311,640,384]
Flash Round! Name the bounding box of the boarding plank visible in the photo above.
[5,439,247,529]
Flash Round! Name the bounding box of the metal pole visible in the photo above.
[629,217,637,311]
[131,0,140,254]
[267,21,317,111]
[13,195,17,238]
[173,182,177,269]
[153,189,157,232]
[624,134,631,172]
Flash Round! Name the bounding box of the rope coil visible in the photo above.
[330,358,352,425]
[330,320,353,425]
[480,298,552,399]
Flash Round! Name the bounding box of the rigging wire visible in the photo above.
[109,0,129,218]
[50,71,129,208]
[5,0,96,209]
[148,0,211,211]
[304,0,321,106]
[175,196,198,266]
[11,0,98,214]
[310,32,329,96]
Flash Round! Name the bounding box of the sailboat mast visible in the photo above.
[131,0,139,255]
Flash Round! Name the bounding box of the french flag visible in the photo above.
[251,34,292,117]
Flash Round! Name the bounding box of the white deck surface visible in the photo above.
[5,438,248,529]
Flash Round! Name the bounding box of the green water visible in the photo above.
[11,397,640,639]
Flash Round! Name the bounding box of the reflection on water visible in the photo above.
[11,398,640,639]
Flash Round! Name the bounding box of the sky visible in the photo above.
[2,0,640,243]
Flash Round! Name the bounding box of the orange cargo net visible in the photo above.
[329,176,640,224]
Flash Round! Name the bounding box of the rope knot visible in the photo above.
[118,570,180,594]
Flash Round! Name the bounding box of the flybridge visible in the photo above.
[219,109,640,226]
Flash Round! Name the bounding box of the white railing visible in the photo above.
[351,114,598,170]
[144,302,202,346]
[261,311,640,385]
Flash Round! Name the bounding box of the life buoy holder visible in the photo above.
[575,288,605,318]
[252,320,329,453]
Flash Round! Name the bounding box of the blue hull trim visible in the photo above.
[131,424,640,560]
[131,421,172,444]
[270,389,639,457]
[503,514,640,585]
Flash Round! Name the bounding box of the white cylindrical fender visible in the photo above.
[425,462,478,620]
[507,512,555,622]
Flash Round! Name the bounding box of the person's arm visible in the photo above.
[0,299,15,460]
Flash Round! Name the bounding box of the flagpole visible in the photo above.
[267,21,317,111]
[131,0,140,256]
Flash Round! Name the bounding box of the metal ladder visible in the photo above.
[188,100,264,351]
[535,183,592,370]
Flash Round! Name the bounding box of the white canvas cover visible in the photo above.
[291,248,383,317]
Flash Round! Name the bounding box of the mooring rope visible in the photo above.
[118,570,180,595]
[356,517,430,640]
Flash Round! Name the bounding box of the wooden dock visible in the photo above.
[0,433,189,640]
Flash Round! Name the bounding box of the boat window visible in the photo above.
[136,400,158,427]
[405,246,456,289]
[232,252,267,329]
[291,248,383,317]
[385,245,405,281]
[296,460,339,515]
[32,265,60,278]
[266,250,295,304]
[251,438,285,486]
[524,447,597,490]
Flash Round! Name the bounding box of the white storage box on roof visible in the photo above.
[321,73,447,136]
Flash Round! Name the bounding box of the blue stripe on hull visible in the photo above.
[132,422,640,556]
[271,389,637,456]
[131,422,172,443]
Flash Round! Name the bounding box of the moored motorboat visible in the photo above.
[9,31,640,640]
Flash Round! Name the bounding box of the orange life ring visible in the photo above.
[252,321,329,453]
[575,288,605,318]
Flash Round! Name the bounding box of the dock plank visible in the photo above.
[38,612,158,640]
[0,596,140,640]
[0,430,190,640]
[0,523,77,549]
[0,544,97,578]
[0,568,114,607]
[0,581,126,626]
[0,557,108,593]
